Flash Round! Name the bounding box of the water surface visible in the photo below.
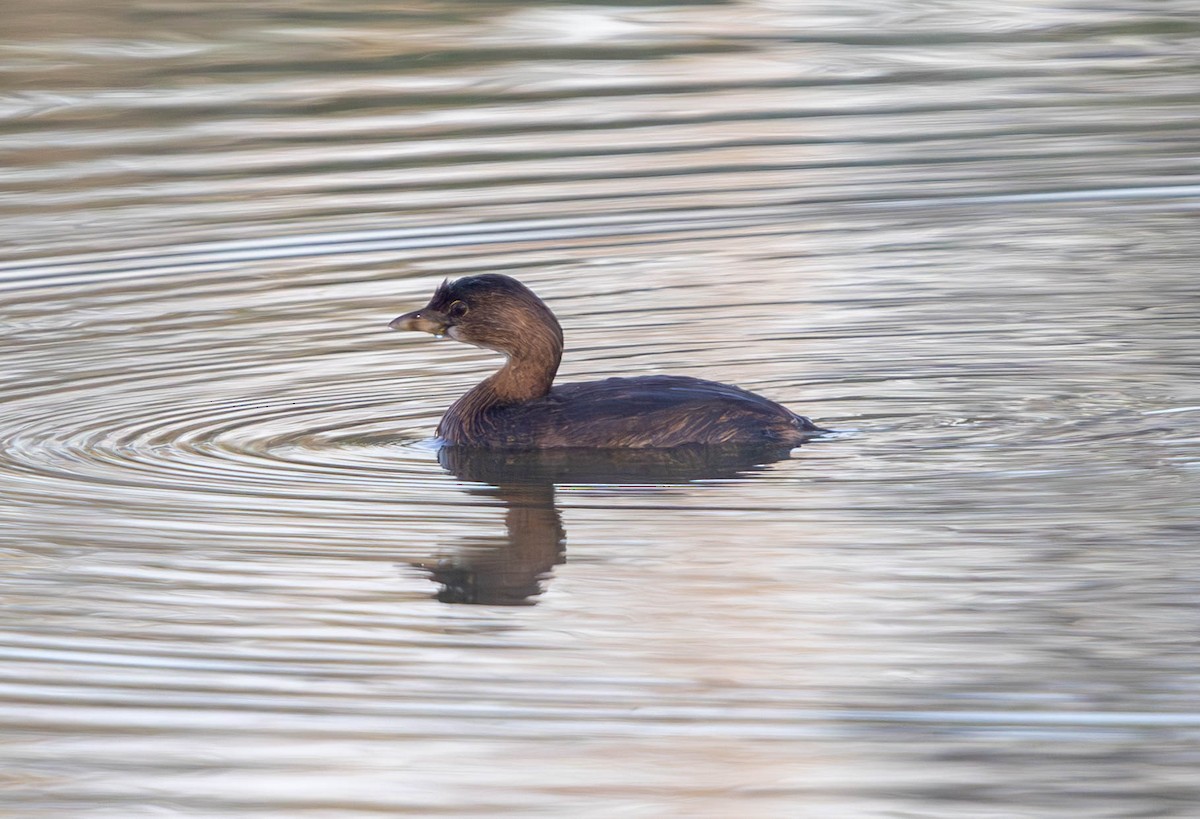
[2,1,1200,816]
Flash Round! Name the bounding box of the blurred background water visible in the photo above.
[2,0,1200,816]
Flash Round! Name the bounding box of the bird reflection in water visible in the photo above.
[412,444,802,605]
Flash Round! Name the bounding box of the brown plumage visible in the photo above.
[390,274,822,448]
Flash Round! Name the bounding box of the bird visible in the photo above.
[390,274,821,448]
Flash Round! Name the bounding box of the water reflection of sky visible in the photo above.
[1,1,1199,816]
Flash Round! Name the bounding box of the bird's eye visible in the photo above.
[447,300,469,319]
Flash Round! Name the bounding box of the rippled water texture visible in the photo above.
[3,1,1200,815]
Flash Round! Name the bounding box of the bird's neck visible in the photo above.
[439,325,562,443]
[482,346,560,403]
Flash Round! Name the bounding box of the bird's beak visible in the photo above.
[389,308,449,336]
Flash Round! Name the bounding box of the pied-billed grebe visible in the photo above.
[390,274,821,448]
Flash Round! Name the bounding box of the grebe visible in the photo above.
[390,274,821,448]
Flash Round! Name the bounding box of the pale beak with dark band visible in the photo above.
[389,309,449,335]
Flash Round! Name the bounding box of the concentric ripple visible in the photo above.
[0,383,444,506]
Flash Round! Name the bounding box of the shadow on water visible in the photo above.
[417,443,804,605]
